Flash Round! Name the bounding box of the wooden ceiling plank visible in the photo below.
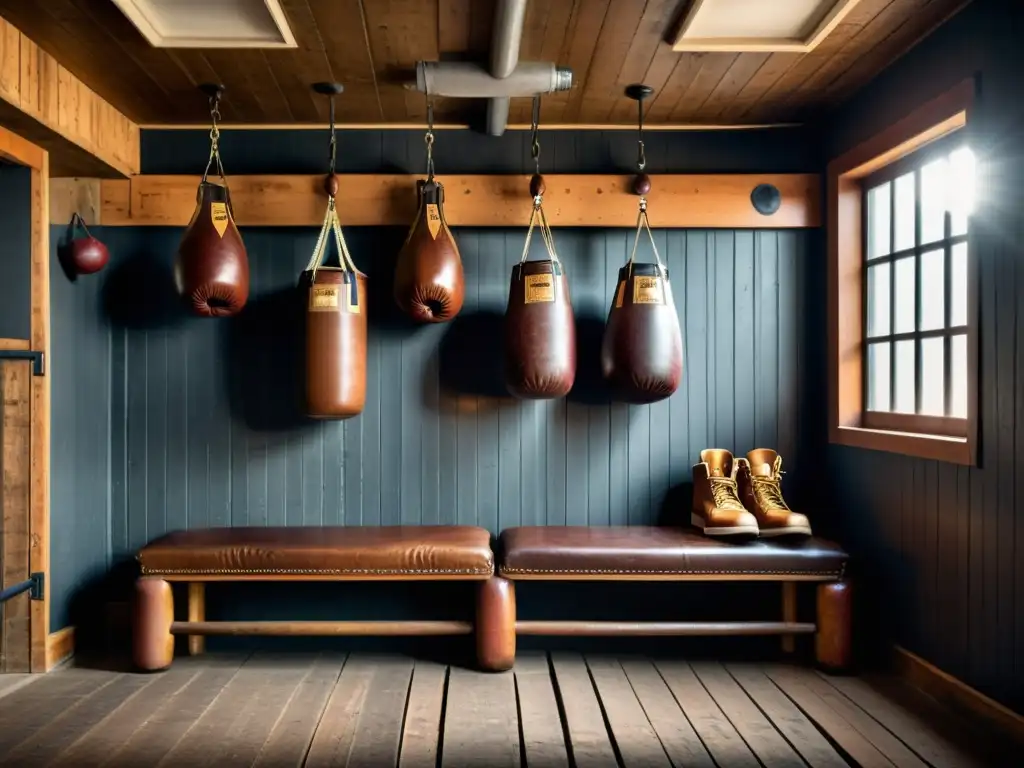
[558,0,613,124]
[509,0,553,123]
[667,53,738,123]
[606,0,679,124]
[535,0,575,124]
[439,0,472,55]
[576,0,647,124]
[823,0,968,105]
[644,53,707,122]
[266,0,336,123]
[697,52,771,122]
[467,0,495,58]
[163,51,244,123]
[330,0,402,122]
[718,53,802,122]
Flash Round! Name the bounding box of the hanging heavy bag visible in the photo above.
[600,202,683,403]
[302,197,368,419]
[63,212,110,275]
[504,180,576,399]
[393,177,465,323]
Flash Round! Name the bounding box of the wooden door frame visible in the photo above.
[0,125,50,672]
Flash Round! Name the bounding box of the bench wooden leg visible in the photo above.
[476,576,515,672]
[188,583,205,656]
[133,578,174,672]
[816,580,852,672]
[781,581,797,653]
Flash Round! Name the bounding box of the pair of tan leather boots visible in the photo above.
[691,448,811,537]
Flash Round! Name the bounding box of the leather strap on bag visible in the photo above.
[305,197,363,309]
[516,197,562,278]
[199,89,235,215]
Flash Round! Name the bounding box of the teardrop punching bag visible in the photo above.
[600,198,683,403]
[504,174,576,399]
[303,180,368,419]
[174,88,249,317]
[64,212,110,275]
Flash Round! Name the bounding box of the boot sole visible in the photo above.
[690,513,759,537]
[758,526,813,537]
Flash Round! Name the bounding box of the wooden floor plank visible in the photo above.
[550,652,618,768]
[822,673,986,768]
[0,674,35,699]
[763,665,894,768]
[692,661,805,768]
[0,669,118,757]
[252,654,344,768]
[398,660,447,768]
[620,658,715,768]
[304,655,374,767]
[3,673,154,766]
[655,660,761,768]
[346,655,415,767]
[586,656,672,768]
[727,664,848,768]
[51,665,206,768]
[101,654,250,767]
[514,652,570,768]
[767,666,926,768]
[442,665,520,768]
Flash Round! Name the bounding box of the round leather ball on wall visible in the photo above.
[750,183,782,216]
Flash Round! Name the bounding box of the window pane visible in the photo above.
[894,172,916,252]
[949,146,975,236]
[921,337,945,415]
[894,339,915,413]
[951,333,967,418]
[951,242,968,327]
[867,262,891,337]
[868,342,892,411]
[867,182,892,258]
[920,157,948,245]
[919,248,945,331]
[894,256,916,334]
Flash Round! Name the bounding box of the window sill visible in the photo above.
[829,425,974,465]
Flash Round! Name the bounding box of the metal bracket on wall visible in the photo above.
[0,349,45,376]
[0,572,45,603]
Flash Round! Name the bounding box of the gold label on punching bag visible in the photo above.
[524,274,555,304]
[310,286,339,311]
[614,281,625,308]
[633,276,663,305]
[426,204,442,239]
[210,202,229,238]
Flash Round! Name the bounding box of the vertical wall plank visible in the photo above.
[648,229,672,518]
[712,232,735,449]
[563,232,589,526]
[685,232,708,465]
[666,231,688,490]
[776,232,797,469]
[607,231,629,526]
[146,330,167,539]
[585,233,609,526]
[733,232,755,456]
[456,232,480,527]
[755,232,779,451]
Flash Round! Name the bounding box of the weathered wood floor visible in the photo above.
[0,652,1010,767]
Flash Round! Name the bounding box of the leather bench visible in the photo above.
[133,526,514,672]
[492,526,851,670]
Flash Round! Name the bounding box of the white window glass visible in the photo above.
[868,343,892,411]
[867,262,891,337]
[951,334,968,418]
[919,248,945,331]
[867,182,892,258]
[920,157,948,244]
[894,339,916,413]
[894,257,916,334]
[893,172,916,252]
[920,337,945,416]
[951,242,968,327]
[949,146,975,237]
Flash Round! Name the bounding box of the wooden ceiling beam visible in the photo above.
[0,17,139,177]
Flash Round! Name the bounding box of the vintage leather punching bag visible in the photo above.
[601,203,683,403]
[394,178,464,323]
[174,180,250,317]
[64,212,109,275]
[302,195,367,419]
[504,178,576,399]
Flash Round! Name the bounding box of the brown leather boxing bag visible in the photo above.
[302,199,367,419]
[393,178,464,323]
[174,181,250,317]
[504,190,576,399]
[601,205,683,403]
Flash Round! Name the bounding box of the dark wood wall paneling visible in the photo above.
[0,165,31,339]
[46,127,819,632]
[822,0,1024,714]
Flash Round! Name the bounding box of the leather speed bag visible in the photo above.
[601,264,683,403]
[174,182,250,317]
[394,180,464,323]
[305,269,368,418]
[69,235,110,275]
[504,260,576,399]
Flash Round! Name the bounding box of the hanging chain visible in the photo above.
[531,95,541,177]
[202,90,227,184]
[328,93,337,176]
[635,94,647,172]
[424,100,435,180]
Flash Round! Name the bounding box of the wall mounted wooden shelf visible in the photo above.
[53,174,821,229]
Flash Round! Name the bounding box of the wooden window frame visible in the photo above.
[827,78,978,465]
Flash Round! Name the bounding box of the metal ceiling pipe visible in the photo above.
[487,0,527,136]
[415,61,571,99]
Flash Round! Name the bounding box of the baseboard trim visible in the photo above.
[893,645,1024,743]
[45,626,74,670]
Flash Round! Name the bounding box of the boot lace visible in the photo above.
[710,478,746,511]
[752,457,789,510]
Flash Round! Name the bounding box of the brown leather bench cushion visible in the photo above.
[499,526,847,579]
[138,526,493,579]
